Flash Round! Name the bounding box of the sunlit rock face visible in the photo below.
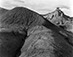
[43,7,72,26]
[20,25,73,57]
[43,7,73,33]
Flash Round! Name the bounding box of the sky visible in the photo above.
[0,0,73,16]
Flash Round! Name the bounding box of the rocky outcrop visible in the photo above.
[43,7,73,33]
[43,7,72,25]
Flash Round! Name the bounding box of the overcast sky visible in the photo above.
[0,0,73,16]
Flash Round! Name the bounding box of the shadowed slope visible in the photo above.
[0,31,27,57]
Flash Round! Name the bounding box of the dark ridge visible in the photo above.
[0,7,45,33]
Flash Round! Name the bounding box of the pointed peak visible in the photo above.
[56,7,60,11]
[55,7,64,15]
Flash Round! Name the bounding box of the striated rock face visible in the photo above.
[0,7,73,57]
[20,26,73,57]
[0,7,45,33]
[43,7,73,33]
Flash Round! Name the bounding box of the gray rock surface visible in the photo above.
[20,25,73,57]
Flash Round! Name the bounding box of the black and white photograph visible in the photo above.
[0,0,73,57]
